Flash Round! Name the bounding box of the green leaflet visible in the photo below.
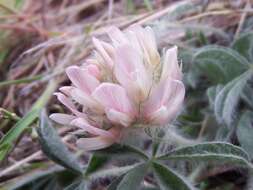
[116,163,149,190]
[63,180,87,190]
[241,84,253,109]
[95,143,149,161]
[206,85,223,110]
[152,162,195,190]
[158,142,252,169]
[237,111,253,159]
[232,32,253,62]
[84,154,108,176]
[107,175,125,190]
[37,111,83,175]
[193,45,249,84]
[214,70,252,126]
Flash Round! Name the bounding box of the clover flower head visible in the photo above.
[50,25,185,151]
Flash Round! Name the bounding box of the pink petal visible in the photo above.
[86,58,99,66]
[54,92,86,118]
[160,46,182,81]
[92,83,136,116]
[70,88,103,112]
[65,66,100,94]
[107,108,133,127]
[144,78,185,124]
[86,64,101,79]
[143,79,172,114]
[146,106,170,125]
[49,113,76,125]
[114,44,151,101]
[92,37,114,69]
[59,86,74,96]
[125,30,142,56]
[76,136,115,151]
[70,118,113,138]
[127,25,159,66]
[164,80,185,118]
[100,41,115,56]
[107,26,128,46]
[76,128,121,151]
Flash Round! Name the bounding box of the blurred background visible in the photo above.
[0,0,253,189]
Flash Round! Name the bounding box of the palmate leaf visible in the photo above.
[152,162,195,190]
[37,111,83,175]
[193,45,249,84]
[214,70,252,126]
[236,111,253,159]
[158,142,252,169]
[232,32,253,62]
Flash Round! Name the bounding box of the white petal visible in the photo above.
[92,37,114,68]
[161,46,182,81]
[107,26,128,46]
[128,25,160,67]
